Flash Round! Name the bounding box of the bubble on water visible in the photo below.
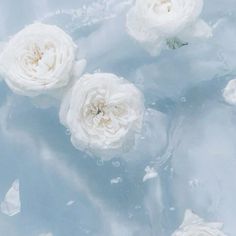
[128,213,133,219]
[134,205,142,210]
[112,161,121,168]
[170,168,174,178]
[66,200,75,206]
[188,178,201,188]
[94,68,101,73]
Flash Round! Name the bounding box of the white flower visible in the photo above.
[172,209,227,236]
[0,23,85,97]
[223,79,236,105]
[60,73,144,158]
[126,0,212,55]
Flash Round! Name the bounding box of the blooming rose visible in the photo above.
[172,209,227,236]
[126,0,212,55]
[0,23,85,97]
[223,79,236,105]
[60,73,144,157]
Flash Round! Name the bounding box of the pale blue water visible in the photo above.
[0,0,236,236]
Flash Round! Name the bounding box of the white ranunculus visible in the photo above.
[126,0,212,55]
[0,23,85,97]
[60,73,144,158]
[223,79,236,105]
[172,210,227,236]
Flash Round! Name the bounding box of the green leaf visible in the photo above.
[166,37,188,50]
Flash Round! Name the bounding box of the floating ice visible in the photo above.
[143,166,158,182]
[66,200,75,206]
[0,179,21,216]
[110,177,122,185]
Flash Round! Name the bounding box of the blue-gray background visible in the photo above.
[0,0,236,235]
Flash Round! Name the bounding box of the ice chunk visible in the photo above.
[143,166,158,182]
[110,177,122,185]
[1,179,21,216]
[66,200,75,206]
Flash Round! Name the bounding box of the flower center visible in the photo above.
[152,0,172,14]
[86,99,111,126]
[23,43,56,74]
[84,97,126,129]
[29,44,44,66]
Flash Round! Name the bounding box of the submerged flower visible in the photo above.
[172,209,227,236]
[126,0,212,55]
[0,23,85,97]
[60,73,144,157]
[223,79,236,105]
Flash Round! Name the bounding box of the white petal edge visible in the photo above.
[181,209,203,227]
[223,79,236,105]
[71,59,87,78]
[181,19,213,40]
[0,179,21,216]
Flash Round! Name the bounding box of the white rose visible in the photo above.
[126,0,212,55]
[60,73,144,158]
[223,79,236,105]
[172,210,227,236]
[0,23,85,97]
